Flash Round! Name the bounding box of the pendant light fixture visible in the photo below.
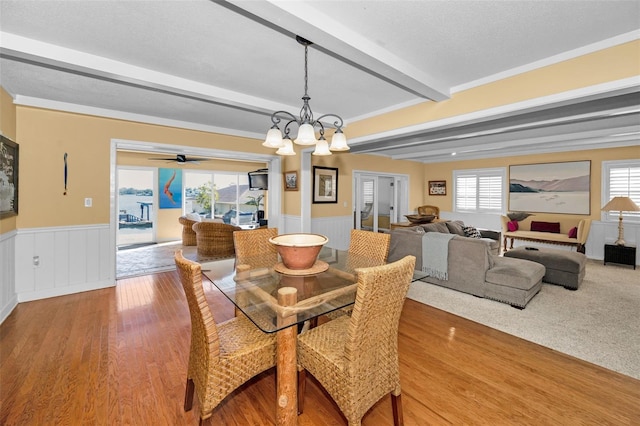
[262,36,349,156]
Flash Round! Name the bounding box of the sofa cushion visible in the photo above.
[420,222,450,233]
[462,225,483,239]
[445,220,466,236]
[530,221,560,233]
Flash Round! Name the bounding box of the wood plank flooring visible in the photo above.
[1,270,639,425]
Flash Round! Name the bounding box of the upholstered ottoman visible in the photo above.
[504,247,586,290]
[485,257,545,308]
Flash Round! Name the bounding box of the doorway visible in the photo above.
[353,172,409,233]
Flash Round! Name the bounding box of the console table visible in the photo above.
[604,244,636,269]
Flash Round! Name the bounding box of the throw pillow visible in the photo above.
[462,225,482,239]
[530,221,560,233]
[568,226,578,238]
[445,220,466,236]
[507,212,534,221]
[414,226,425,234]
[507,220,519,232]
[186,212,202,221]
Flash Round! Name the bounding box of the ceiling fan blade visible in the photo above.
[147,154,210,162]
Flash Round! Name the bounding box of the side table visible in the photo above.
[604,244,636,269]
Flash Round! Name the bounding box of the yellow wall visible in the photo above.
[311,152,425,217]
[422,145,640,222]
[14,106,275,229]
[0,87,17,232]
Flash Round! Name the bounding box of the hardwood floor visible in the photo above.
[1,270,639,425]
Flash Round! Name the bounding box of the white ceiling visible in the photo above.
[1,0,639,163]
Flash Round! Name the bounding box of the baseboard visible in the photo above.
[17,279,115,303]
[0,294,18,325]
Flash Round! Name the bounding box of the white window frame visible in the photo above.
[453,167,507,214]
[602,159,640,223]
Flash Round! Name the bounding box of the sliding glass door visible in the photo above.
[117,167,156,247]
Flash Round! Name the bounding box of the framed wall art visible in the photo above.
[159,168,182,209]
[509,160,591,214]
[313,166,338,203]
[428,180,446,196]
[0,135,19,218]
[283,170,298,191]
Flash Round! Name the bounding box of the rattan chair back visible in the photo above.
[233,227,279,269]
[417,205,440,218]
[348,229,391,263]
[297,255,416,426]
[178,216,198,246]
[192,221,241,258]
[174,250,276,423]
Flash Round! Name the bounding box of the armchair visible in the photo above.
[192,221,241,258]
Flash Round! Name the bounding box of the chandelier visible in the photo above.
[262,36,349,156]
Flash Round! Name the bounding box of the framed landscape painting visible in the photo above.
[0,135,18,218]
[509,160,591,214]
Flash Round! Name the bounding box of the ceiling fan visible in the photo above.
[148,154,210,164]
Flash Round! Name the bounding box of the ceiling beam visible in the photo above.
[222,0,450,101]
[0,32,298,117]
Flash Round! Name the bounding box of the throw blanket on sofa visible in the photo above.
[422,232,456,279]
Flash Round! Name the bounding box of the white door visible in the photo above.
[354,172,408,233]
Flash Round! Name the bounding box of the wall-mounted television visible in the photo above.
[248,169,268,190]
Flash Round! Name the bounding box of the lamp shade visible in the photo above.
[294,123,318,145]
[263,127,284,148]
[601,196,640,212]
[275,138,296,156]
[329,130,349,151]
[312,138,331,156]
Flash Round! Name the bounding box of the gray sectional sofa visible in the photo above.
[388,222,545,308]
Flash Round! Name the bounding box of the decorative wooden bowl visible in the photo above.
[269,233,329,270]
[404,214,436,224]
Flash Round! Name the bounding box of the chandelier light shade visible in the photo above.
[262,36,349,156]
[601,196,640,246]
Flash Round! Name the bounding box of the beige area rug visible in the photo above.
[407,259,640,379]
[116,241,233,279]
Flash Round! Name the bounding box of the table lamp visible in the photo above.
[601,196,640,246]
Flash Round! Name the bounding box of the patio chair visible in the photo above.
[192,221,241,258]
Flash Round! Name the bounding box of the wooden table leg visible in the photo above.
[276,287,298,426]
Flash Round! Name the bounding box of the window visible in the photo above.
[453,168,506,213]
[602,160,640,221]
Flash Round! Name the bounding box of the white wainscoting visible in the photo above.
[14,224,114,303]
[279,214,352,250]
[1,230,18,324]
[311,215,353,250]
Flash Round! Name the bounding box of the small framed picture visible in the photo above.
[313,166,338,203]
[283,170,298,191]
[428,180,446,196]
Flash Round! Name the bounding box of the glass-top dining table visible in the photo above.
[200,247,424,426]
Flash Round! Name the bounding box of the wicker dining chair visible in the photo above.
[233,227,279,269]
[174,250,277,424]
[192,221,241,258]
[325,229,391,321]
[179,216,198,246]
[417,205,440,219]
[297,255,416,426]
